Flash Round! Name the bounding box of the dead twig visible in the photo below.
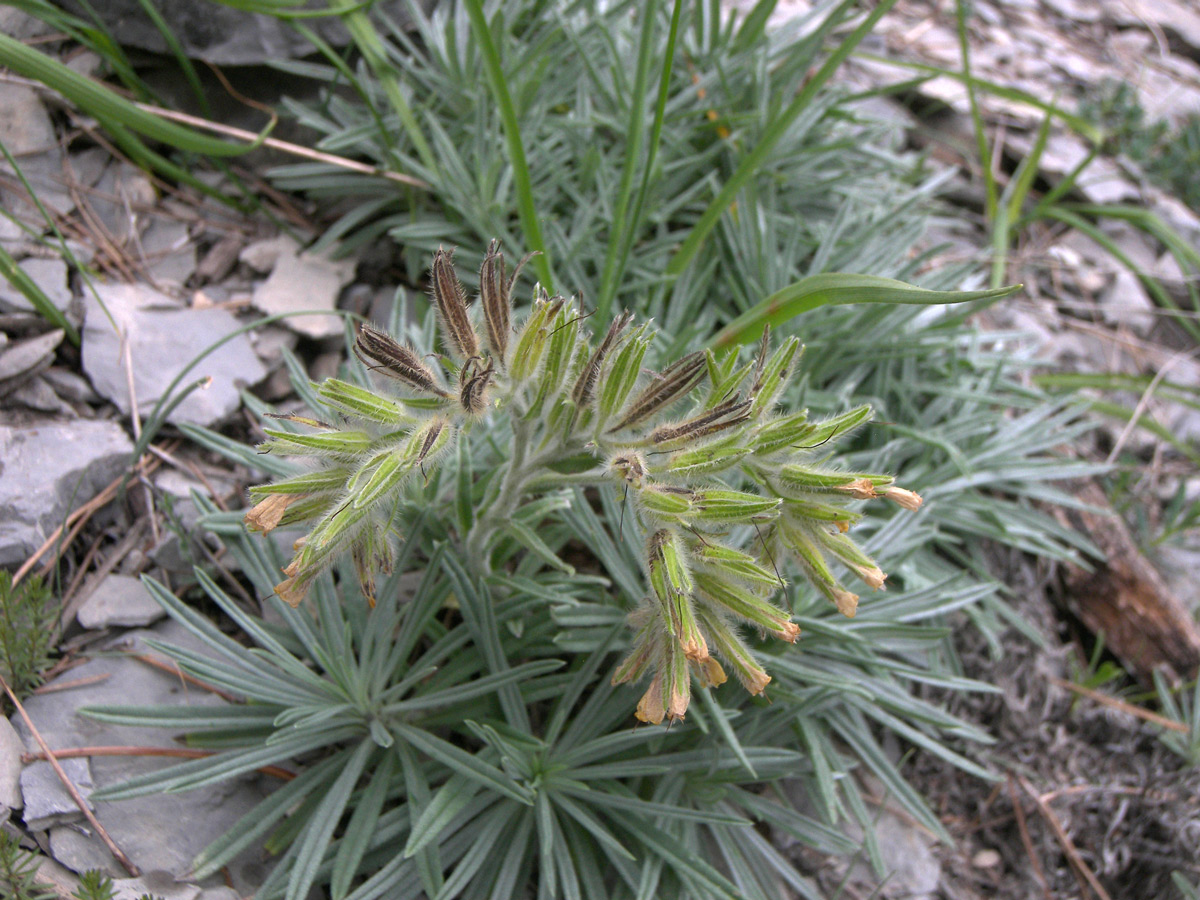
[1019,775,1114,900]
[133,102,431,190]
[1,674,140,876]
[125,651,241,703]
[31,673,111,695]
[1006,775,1053,900]
[1049,676,1188,733]
[13,451,165,587]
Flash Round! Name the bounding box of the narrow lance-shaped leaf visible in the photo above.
[711,274,1022,349]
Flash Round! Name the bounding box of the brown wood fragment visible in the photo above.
[1054,480,1200,682]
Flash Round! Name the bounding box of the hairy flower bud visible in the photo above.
[354,325,449,398]
[479,239,511,364]
[431,247,479,360]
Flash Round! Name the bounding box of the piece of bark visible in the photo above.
[1054,479,1200,682]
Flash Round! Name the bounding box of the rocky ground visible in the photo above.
[2,1,1199,898]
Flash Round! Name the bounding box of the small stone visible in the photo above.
[32,856,82,899]
[50,824,121,877]
[0,6,53,39]
[0,258,72,313]
[10,618,275,894]
[0,84,73,225]
[9,377,76,415]
[972,848,1002,868]
[81,282,267,427]
[89,161,156,245]
[1098,269,1155,335]
[0,329,63,384]
[195,234,243,284]
[249,324,299,367]
[140,217,196,289]
[196,888,240,900]
[239,235,293,273]
[41,367,100,405]
[21,758,94,831]
[0,419,134,567]
[77,574,165,629]
[250,237,357,339]
[0,717,23,809]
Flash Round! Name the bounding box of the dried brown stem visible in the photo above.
[1,674,140,876]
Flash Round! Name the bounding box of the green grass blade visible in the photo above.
[0,244,79,344]
[992,110,1052,288]
[664,0,900,281]
[710,273,1022,348]
[732,0,779,52]
[463,0,552,291]
[857,52,1103,142]
[956,0,996,222]
[326,0,436,172]
[1042,207,1200,343]
[0,33,268,156]
[595,0,660,320]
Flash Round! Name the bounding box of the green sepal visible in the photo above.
[636,485,695,518]
[529,304,580,417]
[509,294,560,383]
[257,428,374,458]
[691,489,781,523]
[693,571,793,635]
[781,497,863,527]
[801,404,872,449]
[316,378,415,426]
[248,468,350,496]
[751,411,813,457]
[751,336,802,413]
[351,447,415,510]
[654,441,749,479]
[596,325,651,425]
[693,542,784,589]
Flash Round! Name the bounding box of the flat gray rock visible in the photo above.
[249,236,356,339]
[81,282,267,427]
[9,617,275,893]
[0,716,23,810]
[0,419,133,567]
[139,218,196,290]
[89,162,156,246]
[0,257,72,313]
[0,328,62,387]
[20,757,94,830]
[77,574,166,629]
[50,824,119,877]
[0,84,72,226]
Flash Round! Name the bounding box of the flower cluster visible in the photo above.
[245,243,922,723]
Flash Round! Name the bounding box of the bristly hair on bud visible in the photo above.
[458,356,495,416]
[431,246,479,360]
[607,351,707,433]
[573,310,633,407]
[648,395,753,447]
[354,324,450,397]
[478,239,511,365]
